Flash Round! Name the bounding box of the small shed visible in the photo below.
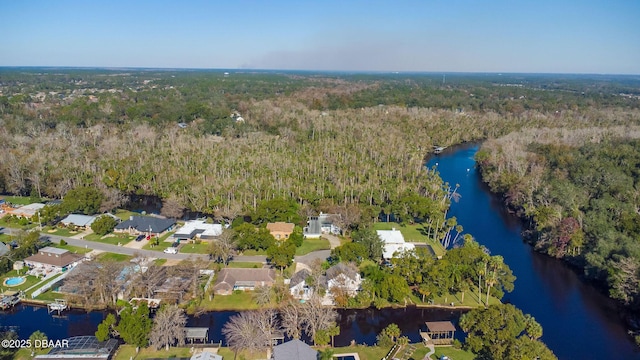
[421,321,456,345]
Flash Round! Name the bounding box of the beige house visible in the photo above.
[213,268,276,295]
[24,247,84,272]
[266,222,295,240]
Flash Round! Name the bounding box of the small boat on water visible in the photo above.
[433,146,447,154]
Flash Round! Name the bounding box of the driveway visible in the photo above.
[321,234,341,249]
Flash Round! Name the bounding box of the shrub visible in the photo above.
[60,239,67,246]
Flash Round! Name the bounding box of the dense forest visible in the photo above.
[477,127,640,316]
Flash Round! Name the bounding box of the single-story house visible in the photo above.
[24,246,84,272]
[377,229,415,259]
[173,220,223,240]
[114,216,175,235]
[289,269,313,301]
[213,268,276,295]
[326,262,361,296]
[60,214,97,229]
[304,213,341,238]
[9,203,45,218]
[273,339,317,360]
[266,222,295,240]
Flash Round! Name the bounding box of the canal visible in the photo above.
[428,143,640,360]
[2,143,639,359]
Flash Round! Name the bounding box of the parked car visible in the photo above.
[135,235,145,242]
[164,247,178,254]
[171,241,180,248]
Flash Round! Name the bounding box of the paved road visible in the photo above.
[42,234,208,261]
[231,255,267,263]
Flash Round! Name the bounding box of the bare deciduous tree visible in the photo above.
[149,305,187,350]
[223,310,278,360]
[300,295,337,345]
[280,300,304,339]
[208,229,236,265]
[64,261,125,307]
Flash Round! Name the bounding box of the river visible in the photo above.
[2,144,639,359]
[428,143,640,360]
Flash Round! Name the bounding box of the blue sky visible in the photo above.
[1,0,638,74]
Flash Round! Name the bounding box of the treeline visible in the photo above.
[477,126,640,314]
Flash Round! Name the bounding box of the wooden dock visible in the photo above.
[47,299,68,315]
[0,291,20,310]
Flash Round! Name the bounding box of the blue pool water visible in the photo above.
[5,277,25,286]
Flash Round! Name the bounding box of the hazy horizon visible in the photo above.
[1,0,639,75]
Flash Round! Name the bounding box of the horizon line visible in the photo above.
[0,65,638,77]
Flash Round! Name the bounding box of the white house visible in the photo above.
[289,269,313,301]
[377,229,415,259]
[173,220,224,240]
[325,263,361,296]
[60,214,97,229]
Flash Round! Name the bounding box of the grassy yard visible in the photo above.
[241,249,268,256]
[1,270,40,292]
[0,216,36,229]
[113,209,138,221]
[0,233,12,242]
[55,243,92,254]
[96,253,133,262]
[114,345,266,360]
[85,233,134,246]
[1,196,37,206]
[433,347,475,360]
[333,345,390,360]
[45,227,80,237]
[142,239,172,251]
[199,291,262,310]
[228,262,263,268]
[153,258,167,266]
[296,238,331,256]
[180,242,209,254]
[373,222,446,257]
[34,290,67,302]
[409,285,502,308]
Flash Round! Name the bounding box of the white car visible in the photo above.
[163,247,178,254]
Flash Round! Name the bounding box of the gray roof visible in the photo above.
[289,269,311,288]
[61,214,97,227]
[326,262,359,281]
[114,216,175,233]
[186,327,209,339]
[0,243,8,257]
[39,246,69,255]
[273,339,317,360]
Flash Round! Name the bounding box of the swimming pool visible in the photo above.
[4,277,25,287]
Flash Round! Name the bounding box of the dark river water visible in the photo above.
[427,143,640,360]
[2,143,639,359]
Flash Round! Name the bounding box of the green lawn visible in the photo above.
[1,271,40,292]
[373,222,446,257]
[85,233,133,246]
[113,209,138,221]
[200,291,262,310]
[114,346,265,360]
[45,227,80,237]
[34,290,67,302]
[296,238,331,256]
[0,216,36,229]
[228,262,263,268]
[153,258,167,266]
[1,196,37,205]
[433,347,475,360]
[333,345,390,360]
[0,233,12,242]
[96,253,133,262]
[409,285,502,308]
[55,243,92,254]
[180,242,209,254]
[142,239,172,251]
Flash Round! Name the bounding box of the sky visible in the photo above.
[1,0,639,74]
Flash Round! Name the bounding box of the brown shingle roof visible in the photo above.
[213,268,276,293]
[425,321,456,332]
[25,249,83,268]
[266,222,294,233]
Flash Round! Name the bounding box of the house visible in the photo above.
[272,339,317,360]
[325,262,361,296]
[289,269,313,301]
[9,203,45,218]
[304,213,341,238]
[34,336,119,360]
[266,222,294,241]
[213,268,276,295]
[114,216,175,235]
[24,246,84,272]
[420,321,456,345]
[60,214,97,229]
[377,229,415,259]
[173,220,223,240]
